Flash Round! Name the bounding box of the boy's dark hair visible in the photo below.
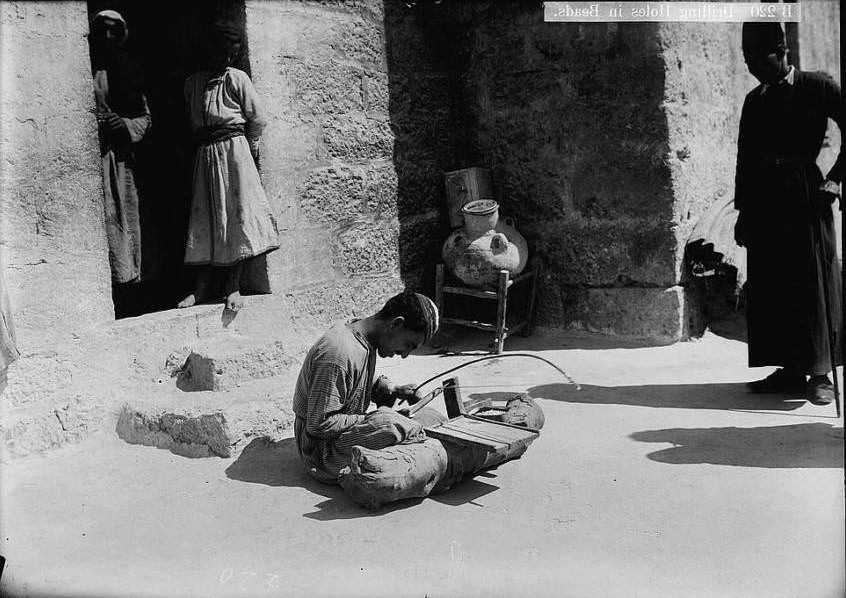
[377,290,439,342]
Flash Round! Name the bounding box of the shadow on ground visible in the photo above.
[225,437,503,519]
[523,382,820,413]
[423,325,672,357]
[631,423,844,468]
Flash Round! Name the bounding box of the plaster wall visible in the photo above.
[798,1,841,190]
[798,0,840,79]
[660,21,752,284]
[0,1,113,350]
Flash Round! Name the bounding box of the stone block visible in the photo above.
[384,6,441,72]
[334,220,401,278]
[397,213,444,288]
[335,15,385,66]
[322,112,394,161]
[363,69,390,114]
[388,74,455,161]
[395,159,445,218]
[175,335,299,392]
[286,277,405,327]
[298,161,398,226]
[282,59,365,118]
[266,228,335,292]
[538,285,687,342]
[533,217,676,287]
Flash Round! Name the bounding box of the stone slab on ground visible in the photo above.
[116,376,298,458]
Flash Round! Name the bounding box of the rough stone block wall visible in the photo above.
[0,1,113,350]
[244,0,404,314]
[384,2,838,341]
[458,6,682,338]
[383,1,463,290]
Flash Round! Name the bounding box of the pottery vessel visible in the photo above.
[441,199,528,288]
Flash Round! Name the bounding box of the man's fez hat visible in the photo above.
[742,22,786,55]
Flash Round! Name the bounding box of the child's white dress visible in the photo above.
[183,67,278,266]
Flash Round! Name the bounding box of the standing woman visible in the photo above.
[178,21,279,312]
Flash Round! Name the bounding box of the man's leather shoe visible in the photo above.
[746,369,806,394]
[807,376,834,405]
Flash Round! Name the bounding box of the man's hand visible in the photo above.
[99,111,126,133]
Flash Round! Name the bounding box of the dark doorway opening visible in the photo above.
[87,1,268,319]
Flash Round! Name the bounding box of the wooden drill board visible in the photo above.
[425,415,539,454]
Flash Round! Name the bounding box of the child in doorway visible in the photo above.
[178,20,278,312]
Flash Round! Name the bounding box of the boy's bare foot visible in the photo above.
[225,290,243,312]
[177,294,197,308]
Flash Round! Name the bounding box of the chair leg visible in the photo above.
[495,270,509,354]
[524,264,539,337]
[435,264,445,320]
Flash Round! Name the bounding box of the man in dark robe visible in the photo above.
[734,23,843,404]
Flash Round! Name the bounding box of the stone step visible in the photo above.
[1,297,319,460]
[2,395,105,460]
[168,334,301,392]
[115,374,299,459]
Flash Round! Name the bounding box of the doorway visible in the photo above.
[86,0,268,318]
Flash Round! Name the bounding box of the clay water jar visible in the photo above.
[442,199,529,289]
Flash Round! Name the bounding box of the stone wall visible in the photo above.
[244,0,405,310]
[1,0,838,352]
[660,20,752,282]
[384,1,839,341]
[0,1,113,350]
[383,1,467,290]
[464,11,680,337]
[389,3,687,339]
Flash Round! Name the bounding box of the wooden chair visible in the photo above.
[435,260,539,354]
